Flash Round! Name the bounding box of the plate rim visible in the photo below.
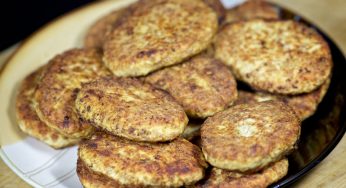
[0,148,43,188]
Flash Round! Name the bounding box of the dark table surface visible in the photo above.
[0,0,94,51]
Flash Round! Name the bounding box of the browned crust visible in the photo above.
[201,101,300,172]
[235,77,331,120]
[77,159,139,188]
[103,0,218,77]
[75,77,188,142]
[144,55,237,118]
[224,0,279,24]
[78,133,208,187]
[84,9,126,49]
[15,66,80,148]
[196,159,288,188]
[215,20,332,94]
[33,49,111,138]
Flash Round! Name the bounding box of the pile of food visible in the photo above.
[15,0,333,187]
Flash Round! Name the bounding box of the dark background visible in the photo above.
[0,0,95,51]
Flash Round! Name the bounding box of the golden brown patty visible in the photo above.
[78,133,208,187]
[144,55,237,118]
[103,0,218,77]
[201,101,300,172]
[182,120,202,141]
[197,159,288,188]
[214,20,332,94]
[224,0,279,24]
[202,0,226,23]
[76,77,188,142]
[235,78,331,120]
[33,49,111,138]
[84,9,125,49]
[16,66,80,148]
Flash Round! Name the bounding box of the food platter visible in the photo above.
[0,0,345,187]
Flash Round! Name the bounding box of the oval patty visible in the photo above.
[78,133,207,187]
[201,101,300,172]
[144,55,237,119]
[76,77,188,142]
[103,0,218,76]
[214,20,332,94]
[33,49,111,138]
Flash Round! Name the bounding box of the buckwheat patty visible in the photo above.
[235,77,331,120]
[16,66,80,148]
[201,101,300,172]
[224,0,279,24]
[103,0,218,77]
[144,55,237,118]
[75,77,188,142]
[84,0,224,50]
[78,133,208,187]
[33,49,111,138]
[196,159,288,188]
[214,20,332,94]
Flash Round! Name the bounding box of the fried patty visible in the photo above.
[103,0,218,77]
[144,55,237,118]
[214,20,332,94]
[75,77,188,142]
[224,0,279,24]
[84,9,125,49]
[201,101,300,172]
[16,66,80,148]
[33,49,111,138]
[78,133,208,187]
[235,78,331,120]
[196,159,288,188]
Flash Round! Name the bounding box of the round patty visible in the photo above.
[214,20,332,94]
[78,133,208,187]
[16,66,80,148]
[103,0,218,77]
[235,77,330,120]
[197,159,288,188]
[75,77,188,142]
[33,49,111,138]
[201,101,300,172]
[224,0,279,24]
[144,55,237,118]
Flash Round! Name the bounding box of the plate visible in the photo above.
[0,0,345,187]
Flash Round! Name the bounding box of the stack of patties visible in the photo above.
[214,0,332,121]
[76,0,238,187]
[15,0,333,187]
[197,0,331,187]
[16,49,111,148]
[198,101,300,187]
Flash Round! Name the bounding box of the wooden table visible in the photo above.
[0,0,345,187]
